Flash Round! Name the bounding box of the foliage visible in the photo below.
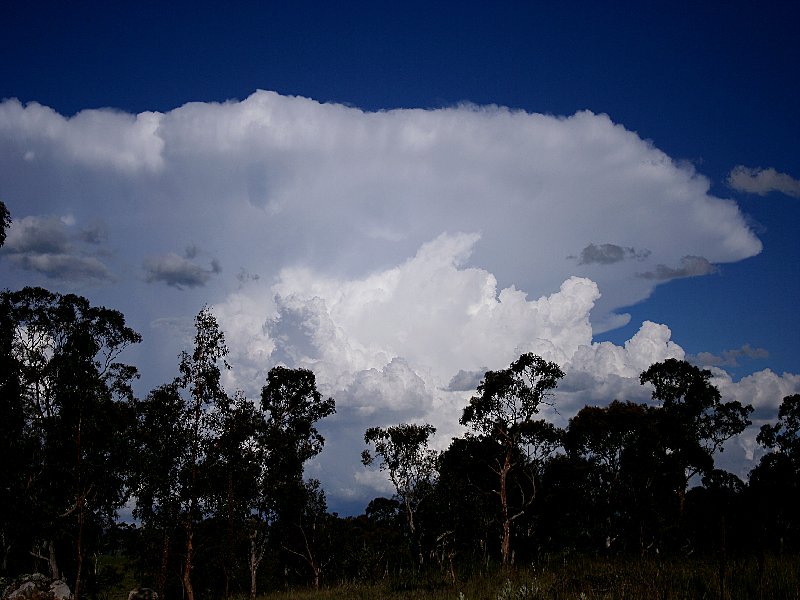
[0,199,10,248]
[460,353,565,565]
[362,423,439,567]
[0,287,141,599]
[3,283,800,598]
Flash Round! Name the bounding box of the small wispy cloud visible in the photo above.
[143,250,221,289]
[638,255,717,281]
[728,166,800,198]
[1,214,112,281]
[689,343,769,368]
[575,243,650,265]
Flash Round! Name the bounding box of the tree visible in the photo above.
[640,359,753,510]
[430,435,503,576]
[0,200,10,248]
[0,287,141,598]
[280,479,332,589]
[131,384,188,600]
[564,400,686,553]
[757,394,800,458]
[564,401,653,551]
[205,391,262,599]
[459,353,564,565]
[749,394,800,553]
[362,423,439,567]
[175,307,231,600]
[247,366,335,599]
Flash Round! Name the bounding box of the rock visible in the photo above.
[1,573,71,600]
[127,589,158,600]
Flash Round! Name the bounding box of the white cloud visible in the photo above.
[0,99,164,173]
[728,165,800,198]
[0,91,786,510]
[263,233,600,386]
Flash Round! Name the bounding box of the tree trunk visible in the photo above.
[248,526,264,600]
[499,452,512,565]
[158,530,170,600]
[249,560,258,600]
[74,496,85,600]
[224,474,234,600]
[183,525,195,600]
[48,540,60,580]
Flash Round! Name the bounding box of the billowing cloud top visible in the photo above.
[0,91,788,510]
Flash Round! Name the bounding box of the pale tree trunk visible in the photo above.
[403,498,424,568]
[499,451,512,566]
[183,525,195,600]
[248,526,265,600]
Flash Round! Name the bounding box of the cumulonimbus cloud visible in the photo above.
[0,91,789,509]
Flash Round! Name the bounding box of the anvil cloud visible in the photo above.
[0,91,792,510]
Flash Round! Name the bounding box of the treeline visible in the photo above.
[1,203,799,599]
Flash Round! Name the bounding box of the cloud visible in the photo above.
[0,91,784,510]
[0,99,164,173]
[143,251,221,289]
[264,233,600,384]
[1,214,112,281]
[728,165,800,198]
[638,255,717,281]
[575,243,650,265]
[447,369,486,392]
[690,344,769,368]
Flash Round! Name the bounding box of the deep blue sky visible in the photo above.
[3,0,798,377]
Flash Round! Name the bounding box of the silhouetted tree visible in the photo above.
[460,353,564,565]
[0,200,10,248]
[205,391,262,599]
[0,287,140,598]
[564,400,655,552]
[247,366,335,598]
[750,394,800,553]
[640,359,753,512]
[362,423,438,568]
[131,384,187,600]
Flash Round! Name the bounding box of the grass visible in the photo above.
[255,554,800,600]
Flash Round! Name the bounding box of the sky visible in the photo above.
[1,0,799,515]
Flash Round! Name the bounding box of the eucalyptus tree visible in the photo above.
[247,366,335,599]
[0,199,10,247]
[131,383,188,600]
[133,307,231,600]
[362,423,439,567]
[280,478,331,589]
[750,394,800,552]
[205,391,262,599]
[460,353,564,565]
[564,400,653,550]
[640,359,753,510]
[0,287,140,598]
[174,307,231,600]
